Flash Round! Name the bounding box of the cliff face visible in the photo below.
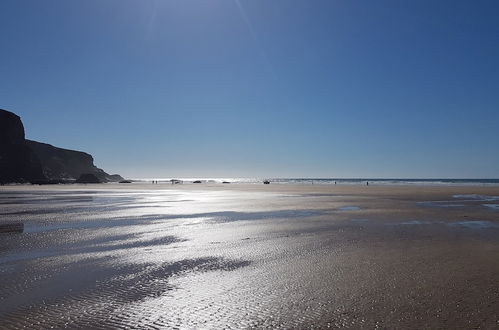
[26,140,122,182]
[0,110,46,183]
[0,109,123,183]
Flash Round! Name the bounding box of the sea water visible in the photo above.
[133,178,499,186]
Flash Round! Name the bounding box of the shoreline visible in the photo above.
[2,181,499,195]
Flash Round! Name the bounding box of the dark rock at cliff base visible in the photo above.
[76,173,102,183]
[0,108,123,184]
[108,174,124,182]
[0,109,46,183]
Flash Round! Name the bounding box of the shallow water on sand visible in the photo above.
[1,186,499,329]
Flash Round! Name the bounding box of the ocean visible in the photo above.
[133,178,499,186]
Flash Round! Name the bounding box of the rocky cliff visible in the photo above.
[0,110,45,183]
[27,140,123,182]
[0,109,123,183]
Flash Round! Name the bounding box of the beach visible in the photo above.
[1,183,499,329]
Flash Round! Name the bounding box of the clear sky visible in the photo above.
[1,0,499,178]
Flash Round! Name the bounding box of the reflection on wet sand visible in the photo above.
[1,184,499,328]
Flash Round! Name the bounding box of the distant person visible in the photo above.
[366,181,369,186]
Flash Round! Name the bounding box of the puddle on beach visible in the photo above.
[350,218,369,224]
[419,194,499,210]
[417,201,466,208]
[448,220,499,229]
[483,204,499,210]
[390,219,499,230]
[346,217,499,230]
[453,194,499,202]
[399,220,436,225]
[338,206,361,211]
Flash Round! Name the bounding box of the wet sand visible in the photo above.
[1,184,499,329]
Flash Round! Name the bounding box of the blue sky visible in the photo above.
[1,0,499,178]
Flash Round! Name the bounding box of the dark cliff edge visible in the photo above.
[0,109,123,184]
[0,110,45,183]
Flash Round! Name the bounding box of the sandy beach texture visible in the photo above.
[1,183,499,329]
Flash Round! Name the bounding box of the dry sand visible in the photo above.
[1,183,499,329]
